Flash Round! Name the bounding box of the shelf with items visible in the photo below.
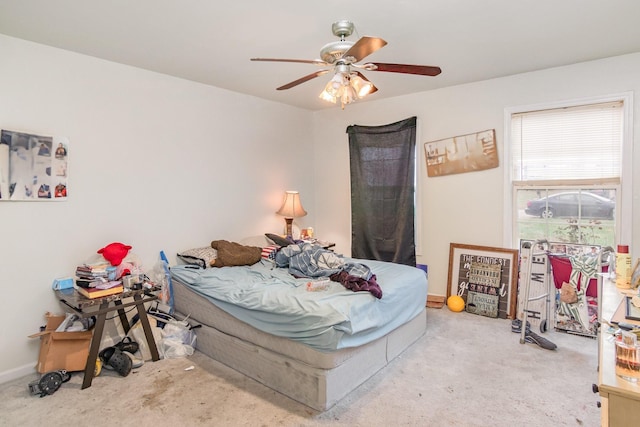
[596,280,640,426]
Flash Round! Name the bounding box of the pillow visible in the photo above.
[265,233,294,247]
[177,247,218,269]
[210,240,262,267]
[261,244,280,262]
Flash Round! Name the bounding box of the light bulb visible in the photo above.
[341,85,355,105]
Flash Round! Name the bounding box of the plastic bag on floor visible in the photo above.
[159,318,197,359]
[128,319,163,361]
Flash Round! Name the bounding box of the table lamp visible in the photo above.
[276,191,307,238]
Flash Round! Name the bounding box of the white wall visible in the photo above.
[0,35,315,379]
[313,53,640,299]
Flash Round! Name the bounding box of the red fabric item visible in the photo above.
[548,255,606,298]
[97,242,132,266]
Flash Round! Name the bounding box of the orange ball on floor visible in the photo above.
[447,295,465,312]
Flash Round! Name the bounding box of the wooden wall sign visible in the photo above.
[466,261,502,318]
[447,243,518,319]
[424,129,498,177]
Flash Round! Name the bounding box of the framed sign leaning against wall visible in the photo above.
[447,243,519,319]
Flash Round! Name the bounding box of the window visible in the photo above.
[511,101,622,181]
[507,96,631,248]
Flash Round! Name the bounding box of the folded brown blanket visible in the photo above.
[210,240,262,267]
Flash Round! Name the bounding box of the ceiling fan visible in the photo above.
[251,20,442,108]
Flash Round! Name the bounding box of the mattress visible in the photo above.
[170,255,428,410]
[170,258,427,351]
[173,276,421,367]
[172,277,427,410]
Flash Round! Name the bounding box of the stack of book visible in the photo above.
[75,263,110,288]
[74,262,123,299]
[75,283,124,299]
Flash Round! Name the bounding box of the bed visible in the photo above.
[170,239,428,411]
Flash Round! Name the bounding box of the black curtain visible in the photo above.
[346,116,417,266]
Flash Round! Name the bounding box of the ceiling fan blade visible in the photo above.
[251,58,328,66]
[367,62,442,76]
[342,36,387,62]
[352,71,378,94]
[277,70,331,90]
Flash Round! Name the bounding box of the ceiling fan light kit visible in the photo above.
[319,64,376,109]
[251,20,441,109]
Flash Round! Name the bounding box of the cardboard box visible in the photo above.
[29,313,93,373]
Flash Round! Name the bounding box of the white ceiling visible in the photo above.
[1,1,640,111]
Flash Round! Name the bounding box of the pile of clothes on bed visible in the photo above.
[274,242,383,299]
[208,239,382,298]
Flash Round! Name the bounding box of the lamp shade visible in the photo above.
[276,191,307,218]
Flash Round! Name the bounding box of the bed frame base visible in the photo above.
[180,309,426,411]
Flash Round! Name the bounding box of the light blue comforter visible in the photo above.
[170,258,427,351]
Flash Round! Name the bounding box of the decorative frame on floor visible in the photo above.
[447,243,518,319]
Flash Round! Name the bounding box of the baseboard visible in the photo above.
[426,294,446,309]
[0,362,36,384]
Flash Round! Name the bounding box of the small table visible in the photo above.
[55,287,161,389]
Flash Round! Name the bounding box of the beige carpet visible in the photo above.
[0,308,601,426]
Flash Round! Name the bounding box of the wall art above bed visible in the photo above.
[0,129,68,201]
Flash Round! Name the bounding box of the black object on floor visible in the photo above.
[114,336,139,354]
[99,347,132,376]
[28,370,71,397]
[511,319,557,351]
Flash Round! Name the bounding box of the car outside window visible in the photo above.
[516,187,617,247]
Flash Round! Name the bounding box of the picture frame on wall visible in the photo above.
[0,129,69,201]
[424,129,498,177]
[447,243,519,319]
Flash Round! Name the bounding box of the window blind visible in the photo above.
[511,101,623,181]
